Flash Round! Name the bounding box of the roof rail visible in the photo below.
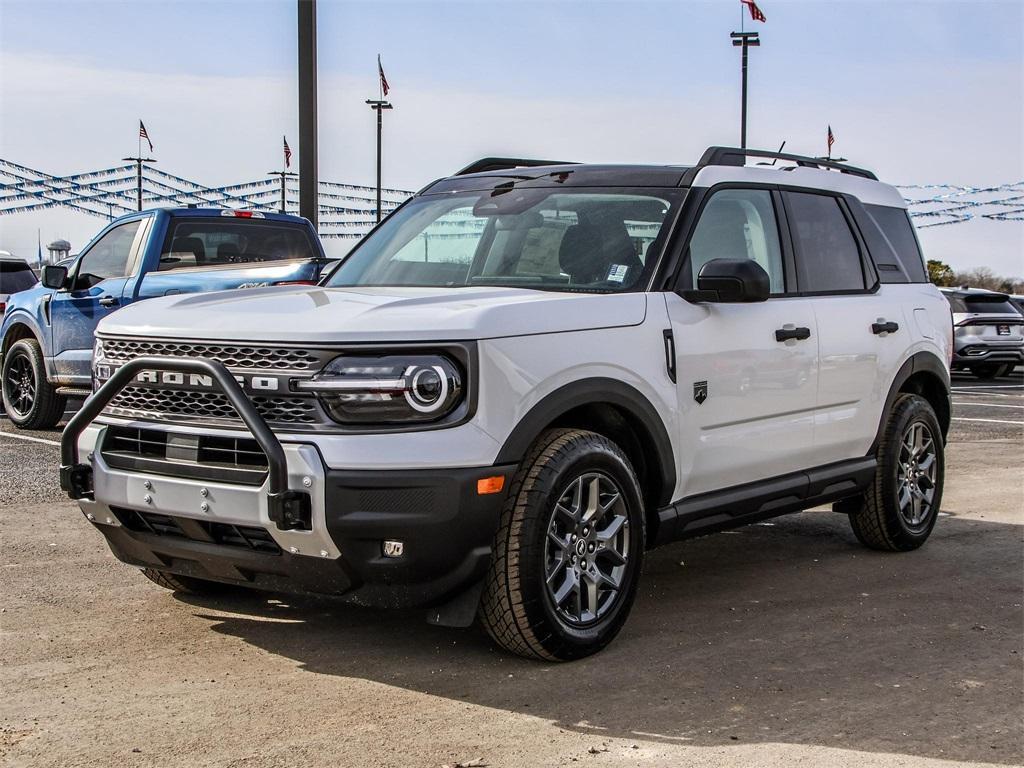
[455,157,577,176]
[693,146,878,181]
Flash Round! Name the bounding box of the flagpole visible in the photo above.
[366,99,393,223]
[730,30,760,150]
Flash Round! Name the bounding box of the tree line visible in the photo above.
[927,260,1024,294]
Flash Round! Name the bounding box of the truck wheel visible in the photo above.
[140,568,230,595]
[478,429,646,661]
[848,394,944,552]
[1,338,66,430]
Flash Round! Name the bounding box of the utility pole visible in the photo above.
[730,31,760,149]
[365,99,393,223]
[297,0,318,226]
[121,156,156,211]
[267,170,298,213]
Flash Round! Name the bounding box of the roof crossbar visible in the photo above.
[694,146,878,181]
[455,157,577,176]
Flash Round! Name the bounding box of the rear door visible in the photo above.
[781,190,903,464]
[665,186,818,497]
[50,218,148,382]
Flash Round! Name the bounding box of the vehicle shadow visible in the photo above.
[179,510,1023,764]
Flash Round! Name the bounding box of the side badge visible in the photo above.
[693,380,708,405]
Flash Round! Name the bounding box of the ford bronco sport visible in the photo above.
[62,147,952,661]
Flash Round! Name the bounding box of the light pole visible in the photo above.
[730,31,760,149]
[366,99,393,223]
[297,0,318,226]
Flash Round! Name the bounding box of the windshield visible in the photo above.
[158,219,318,272]
[326,188,679,292]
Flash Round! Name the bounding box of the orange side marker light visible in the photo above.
[477,475,506,495]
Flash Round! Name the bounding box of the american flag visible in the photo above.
[283,136,292,169]
[827,125,835,157]
[378,54,390,97]
[741,0,766,22]
[139,120,153,152]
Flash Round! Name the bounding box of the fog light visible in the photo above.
[382,540,404,558]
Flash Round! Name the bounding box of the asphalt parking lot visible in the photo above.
[2,370,1021,768]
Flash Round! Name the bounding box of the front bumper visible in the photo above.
[79,423,514,606]
[64,356,515,609]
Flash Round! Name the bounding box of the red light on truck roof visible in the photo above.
[219,210,265,219]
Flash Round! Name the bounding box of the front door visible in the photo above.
[50,218,146,383]
[665,187,818,498]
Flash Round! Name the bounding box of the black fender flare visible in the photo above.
[872,351,951,452]
[493,377,677,507]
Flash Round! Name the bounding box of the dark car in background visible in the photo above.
[941,287,1024,379]
[1,254,38,314]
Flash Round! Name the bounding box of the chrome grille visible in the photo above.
[106,386,319,425]
[101,339,321,370]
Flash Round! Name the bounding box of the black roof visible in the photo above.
[423,164,692,194]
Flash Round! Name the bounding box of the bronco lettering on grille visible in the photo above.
[133,370,281,392]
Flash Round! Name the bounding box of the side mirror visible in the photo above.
[41,264,69,291]
[685,258,770,303]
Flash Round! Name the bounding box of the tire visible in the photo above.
[848,394,944,552]
[478,429,646,661]
[1,338,66,429]
[140,568,230,595]
[970,363,1002,380]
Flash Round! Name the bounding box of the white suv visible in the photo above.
[62,147,952,661]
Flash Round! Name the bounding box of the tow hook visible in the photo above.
[60,463,94,501]
[268,490,312,531]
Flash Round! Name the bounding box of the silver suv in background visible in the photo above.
[941,288,1024,379]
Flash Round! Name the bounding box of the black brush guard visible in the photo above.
[59,356,311,531]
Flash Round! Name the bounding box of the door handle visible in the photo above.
[872,320,899,335]
[775,326,811,342]
[98,296,119,307]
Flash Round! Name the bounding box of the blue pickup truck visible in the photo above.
[1,208,330,429]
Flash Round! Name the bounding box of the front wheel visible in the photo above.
[478,429,646,661]
[1,338,66,430]
[848,394,944,551]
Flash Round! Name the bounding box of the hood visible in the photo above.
[98,285,648,343]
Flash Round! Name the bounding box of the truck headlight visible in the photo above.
[92,337,112,392]
[295,354,463,425]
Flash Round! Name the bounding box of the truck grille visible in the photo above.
[106,386,319,425]
[102,339,321,370]
[98,336,329,428]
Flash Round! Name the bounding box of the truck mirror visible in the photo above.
[41,264,69,291]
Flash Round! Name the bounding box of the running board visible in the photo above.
[56,387,92,399]
[653,457,877,546]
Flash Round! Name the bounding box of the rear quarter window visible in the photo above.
[0,261,39,293]
[865,204,927,283]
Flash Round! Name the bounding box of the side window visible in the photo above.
[76,220,141,287]
[786,192,866,293]
[687,189,785,294]
[865,204,927,283]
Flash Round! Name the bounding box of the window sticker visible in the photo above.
[607,264,629,283]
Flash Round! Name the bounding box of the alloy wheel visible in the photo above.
[544,472,630,626]
[5,352,36,418]
[896,421,938,529]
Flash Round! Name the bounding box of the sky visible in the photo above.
[1,0,1021,273]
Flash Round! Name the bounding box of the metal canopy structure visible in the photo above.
[0,158,1021,234]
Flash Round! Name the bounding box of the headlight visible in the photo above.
[92,337,111,393]
[295,354,463,425]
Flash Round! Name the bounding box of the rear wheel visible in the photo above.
[1,338,66,429]
[848,394,944,551]
[140,568,231,595]
[478,429,646,661]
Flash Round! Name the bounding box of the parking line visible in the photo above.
[0,431,62,447]
[952,401,1024,409]
[951,416,1024,426]
[949,391,1023,399]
